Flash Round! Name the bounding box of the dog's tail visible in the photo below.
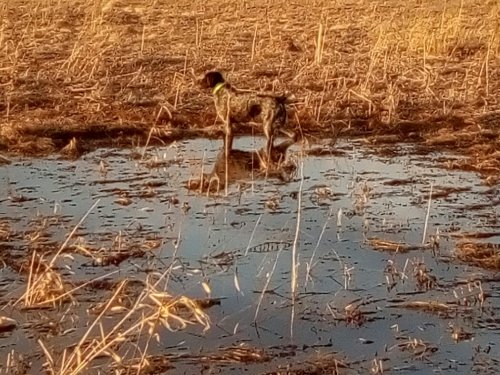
[280,93,300,104]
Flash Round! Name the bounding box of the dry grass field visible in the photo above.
[1,2,500,373]
[1,0,499,182]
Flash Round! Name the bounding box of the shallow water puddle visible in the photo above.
[0,137,499,374]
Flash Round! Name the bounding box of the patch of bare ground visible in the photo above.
[0,0,499,183]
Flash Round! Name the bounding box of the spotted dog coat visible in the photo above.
[201,71,291,158]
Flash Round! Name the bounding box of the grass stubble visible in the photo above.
[0,0,499,182]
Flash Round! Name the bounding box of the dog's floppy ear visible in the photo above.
[202,71,225,88]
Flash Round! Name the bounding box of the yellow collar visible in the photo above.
[212,82,225,95]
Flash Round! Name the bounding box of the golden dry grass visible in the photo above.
[456,241,500,270]
[0,0,499,181]
[0,219,11,241]
[366,237,425,252]
[37,278,210,375]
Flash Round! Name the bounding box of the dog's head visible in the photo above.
[200,71,225,89]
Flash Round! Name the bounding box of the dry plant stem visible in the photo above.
[50,199,101,268]
[140,24,146,55]
[315,23,325,65]
[24,249,38,306]
[316,69,328,123]
[224,97,231,197]
[163,223,184,290]
[38,339,54,369]
[225,148,229,197]
[290,160,304,338]
[199,151,206,195]
[141,126,156,160]
[134,311,155,375]
[58,280,128,374]
[253,246,283,324]
[31,270,120,307]
[422,183,433,245]
[251,23,258,61]
[330,248,348,289]
[244,214,262,257]
[305,206,334,289]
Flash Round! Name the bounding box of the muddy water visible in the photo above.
[1,137,499,374]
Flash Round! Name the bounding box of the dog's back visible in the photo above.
[213,86,287,131]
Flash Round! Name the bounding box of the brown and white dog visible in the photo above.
[200,71,295,159]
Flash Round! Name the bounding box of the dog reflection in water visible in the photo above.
[187,136,297,194]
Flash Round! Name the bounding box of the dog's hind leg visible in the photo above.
[279,128,298,142]
[263,115,275,163]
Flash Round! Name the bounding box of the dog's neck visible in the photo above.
[212,82,226,95]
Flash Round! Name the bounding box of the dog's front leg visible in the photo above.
[222,96,233,158]
[224,119,233,158]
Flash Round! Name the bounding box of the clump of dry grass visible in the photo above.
[59,137,81,159]
[408,260,436,291]
[306,354,349,374]
[326,299,378,327]
[205,343,270,364]
[0,219,12,241]
[21,251,72,308]
[390,337,438,360]
[366,238,425,253]
[40,278,210,374]
[70,233,161,266]
[455,242,500,270]
[1,350,30,375]
[112,355,172,374]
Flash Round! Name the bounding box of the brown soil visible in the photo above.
[0,0,499,183]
